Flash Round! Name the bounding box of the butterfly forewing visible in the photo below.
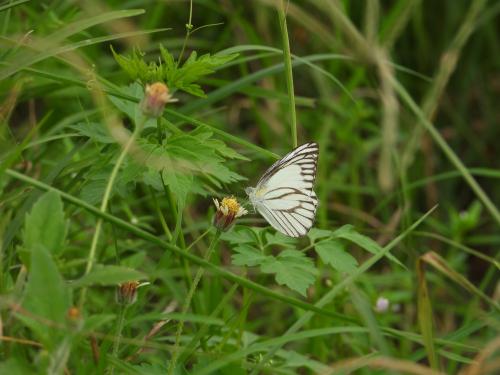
[250,142,319,237]
[257,142,319,191]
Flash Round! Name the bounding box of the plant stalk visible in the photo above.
[79,122,143,308]
[167,230,221,374]
[278,0,297,148]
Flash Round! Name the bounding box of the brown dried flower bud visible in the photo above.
[67,306,81,321]
[116,281,140,305]
[140,82,176,118]
[213,196,247,231]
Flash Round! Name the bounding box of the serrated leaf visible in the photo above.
[221,226,258,244]
[307,228,334,242]
[261,250,318,296]
[164,49,238,96]
[232,244,271,267]
[24,191,66,256]
[142,169,164,191]
[139,130,245,202]
[113,44,238,98]
[111,45,161,83]
[264,231,297,248]
[333,224,404,268]
[108,82,155,127]
[162,169,193,207]
[80,178,107,205]
[315,239,358,273]
[19,245,71,349]
[181,83,206,98]
[69,122,115,143]
[71,265,147,288]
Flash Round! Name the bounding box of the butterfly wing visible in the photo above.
[255,190,318,237]
[257,142,318,192]
[254,143,319,237]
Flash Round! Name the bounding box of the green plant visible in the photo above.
[1,1,499,374]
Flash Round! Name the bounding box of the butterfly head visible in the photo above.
[244,187,254,196]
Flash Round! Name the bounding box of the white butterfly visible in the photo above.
[245,142,319,237]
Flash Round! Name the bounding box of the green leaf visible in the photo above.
[315,239,358,273]
[23,191,66,256]
[111,45,160,83]
[71,265,147,288]
[232,244,271,267]
[83,314,117,333]
[69,122,114,143]
[108,82,155,127]
[19,245,71,349]
[0,358,34,375]
[261,250,318,296]
[161,169,193,207]
[163,48,238,97]
[333,225,404,268]
[307,228,334,242]
[264,231,297,248]
[221,226,258,244]
[112,44,238,97]
[139,129,245,201]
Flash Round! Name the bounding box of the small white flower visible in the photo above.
[374,296,390,313]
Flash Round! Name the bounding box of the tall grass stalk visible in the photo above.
[278,0,297,148]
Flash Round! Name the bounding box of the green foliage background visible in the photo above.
[0,0,499,374]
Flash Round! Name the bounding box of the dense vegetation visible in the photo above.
[1,0,499,374]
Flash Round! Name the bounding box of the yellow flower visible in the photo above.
[140,82,177,118]
[213,196,247,231]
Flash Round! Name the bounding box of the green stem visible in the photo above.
[177,0,194,67]
[278,0,297,148]
[79,122,143,308]
[167,230,221,374]
[150,187,172,241]
[110,304,128,374]
[6,168,353,322]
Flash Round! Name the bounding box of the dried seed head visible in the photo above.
[116,281,140,305]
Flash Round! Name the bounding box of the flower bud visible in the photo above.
[67,306,81,321]
[116,281,140,305]
[213,196,247,231]
[374,296,390,313]
[140,82,175,118]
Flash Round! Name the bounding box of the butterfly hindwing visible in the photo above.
[249,143,319,237]
[255,190,318,237]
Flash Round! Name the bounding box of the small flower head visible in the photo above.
[374,296,390,313]
[116,281,140,305]
[140,82,176,118]
[67,306,81,321]
[213,196,247,231]
[66,306,83,329]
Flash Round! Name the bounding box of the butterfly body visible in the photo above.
[246,142,319,237]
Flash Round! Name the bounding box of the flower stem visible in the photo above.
[167,230,221,374]
[79,123,143,308]
[109,304,128,374]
